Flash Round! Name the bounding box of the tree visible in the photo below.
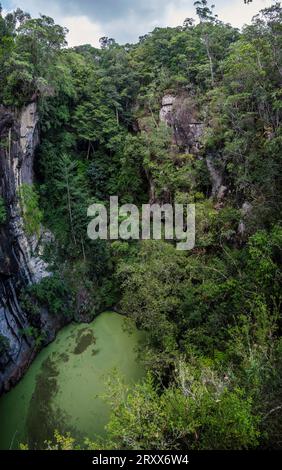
[103,367,260,450]
[0,3,280,451]
[194,1,219,85]
[18,184,43,236]
[99,36,116,49]
[194,0,218,23]
[52,154,90,251]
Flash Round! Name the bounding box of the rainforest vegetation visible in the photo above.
[0,0,282,450]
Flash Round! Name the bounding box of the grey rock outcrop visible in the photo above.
[159,94,176,125]
[0,103,59,394]
[160,94,204,154]
[238,202,253,237]
[159,93,228,201]
[206,155,227,201]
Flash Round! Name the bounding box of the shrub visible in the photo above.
[18,184,43,236]
[25,274,71,318]
[0,334,10,355]
[0,197,7,224]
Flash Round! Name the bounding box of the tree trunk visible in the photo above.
[86,140,91,160]
[66,172,76,245]
[204,34,215,86]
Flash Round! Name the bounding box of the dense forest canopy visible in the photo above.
[0,0,282,450]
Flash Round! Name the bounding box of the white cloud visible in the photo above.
[162,1,195,27]
[219,0,275,28]
[8,0,61,17]
[162,0,276,31]
[63,15,104,48]
[3,0,278,46]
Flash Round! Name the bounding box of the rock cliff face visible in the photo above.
[0,103,60,394]
[160,94,205,154]
[159,93,227,201]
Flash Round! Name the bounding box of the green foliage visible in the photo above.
[0,196,6,224]
[1,0,281,451]
[102,367,260,450]
[20,326,45,347]
[205,5,282,223]
[0,334,9,355]
[42,367,260,451]
[0,9,68,105]
[18,184,43,236]
[25,274,72,318]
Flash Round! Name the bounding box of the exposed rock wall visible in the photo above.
[0,104,59,394]
[160,94,205,154]
[159,93,227,201]
[206,155,227,202]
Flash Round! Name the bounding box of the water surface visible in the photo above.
[0,312,145,449]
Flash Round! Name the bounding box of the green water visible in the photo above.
[0,312,145,450]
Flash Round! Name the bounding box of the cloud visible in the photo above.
[64,15,104,48]
[6,0,190,24]
[217,0,275,28]
[2,0,277,46]
[4,0,196,45]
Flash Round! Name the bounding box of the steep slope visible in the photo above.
[0,103,61,394]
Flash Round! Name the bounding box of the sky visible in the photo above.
[1,0,276,47]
